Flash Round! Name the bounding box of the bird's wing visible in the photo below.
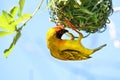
[60,49,91,60]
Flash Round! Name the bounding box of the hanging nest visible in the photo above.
[49,0,113,33]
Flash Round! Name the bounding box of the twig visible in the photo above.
[17,0,44,31]
[3,0,45,57]
[108,7,120,48]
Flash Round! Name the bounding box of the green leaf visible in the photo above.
[4,31,21,58]
[18,0,25,16]
[79,8,93,15]
[0,13,16,31]
[12,14,31,25]
[0,31,14,37]
[10,6,19,18]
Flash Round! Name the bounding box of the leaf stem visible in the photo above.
[3,0,44,57]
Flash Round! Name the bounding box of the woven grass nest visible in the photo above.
[49,0,113,34]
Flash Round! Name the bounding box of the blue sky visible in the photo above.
[0,0,120,80]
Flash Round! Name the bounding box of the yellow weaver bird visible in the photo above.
[46,26,106,60]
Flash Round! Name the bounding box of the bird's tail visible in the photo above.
[93,44,107,53]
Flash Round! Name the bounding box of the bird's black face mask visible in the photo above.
[56,29,68,39]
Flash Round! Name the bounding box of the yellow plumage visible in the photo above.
[46,27,106,60]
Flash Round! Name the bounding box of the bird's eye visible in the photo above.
[56,29,68,39]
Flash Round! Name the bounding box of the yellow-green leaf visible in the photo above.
[12,14,31,25]
[46,0,55,9]
[10,6,19,18]
[4,31,21,58]
[2,10,14,24]
[0,15,16,31]
[0,31,14,37]
[18,0,25,16]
